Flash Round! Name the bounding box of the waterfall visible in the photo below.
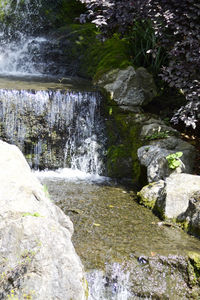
[0,0,64,76]
[0,88,106,174]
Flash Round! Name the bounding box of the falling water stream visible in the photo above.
[1,1,200,299]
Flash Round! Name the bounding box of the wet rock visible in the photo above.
[137,180,165,210]
[137,136,196,182]
[87,255,200,299]
[0,88,105,172]
[128,254,199,299]
[0,140,86,300]
[97,66,157,109]
[178,191,200,236]
[138,174,200,220]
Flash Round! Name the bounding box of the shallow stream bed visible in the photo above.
[38,171,200,299]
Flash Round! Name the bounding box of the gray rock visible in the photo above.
[159,174,200,219]
[138,137,196,182]
[97,66,157,108]
[138,174,200,219]
[140,122,178,138]
[0,140,86,300]
[177,191,200,235]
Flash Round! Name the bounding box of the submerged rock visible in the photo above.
[0,140,86,300]
[97,66,157,109]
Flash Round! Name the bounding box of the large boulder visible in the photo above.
[0,140,86,300]
[97,66,157,110]
[138,174,200,220]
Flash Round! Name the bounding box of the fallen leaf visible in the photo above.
[93,223,101,227]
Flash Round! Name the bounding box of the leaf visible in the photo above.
[172,160,180,168]
[176,152,183,158]
[93,223,101,227]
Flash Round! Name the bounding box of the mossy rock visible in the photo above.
[104,104,144,182]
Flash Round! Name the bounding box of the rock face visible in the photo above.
[0,140,86,300]
[138,174,200,220]
[97,66,157,110]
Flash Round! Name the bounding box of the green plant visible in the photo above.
[166,152,183,169]
[145,131,169,141]
[127,20,167,76]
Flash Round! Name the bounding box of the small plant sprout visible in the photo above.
[166,152,183,169]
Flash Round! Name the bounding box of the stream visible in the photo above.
[37,169,200,299]
[1,76,200,299]
[1,70,200,300]
[1,0,200,299]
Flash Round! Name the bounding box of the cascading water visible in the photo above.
[0,86,106,174]
[2,2,200,300]
[0,0,66,76]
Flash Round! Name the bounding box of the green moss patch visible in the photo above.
[81,33,132,79]
[105,106,143,182]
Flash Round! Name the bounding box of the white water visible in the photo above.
[87,263,132,300]
[0,37,48,76]
[34,168,109,183]
[0,0,58,76]
[0,88,106,173]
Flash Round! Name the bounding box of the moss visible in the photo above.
[176,218,200,239]
[107,144,132,178]
[188,252,200,286]
[52,18,132,79]
[137,192,156,209]
[55,23,98,78]
[105,106,143,182]
[81,33,132,79]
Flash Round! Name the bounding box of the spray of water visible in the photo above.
[0,0,61,76]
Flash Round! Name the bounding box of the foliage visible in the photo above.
[88,34,131,79]
[124,19,167,76]
[166,152,183,169]
[80,30,132,78]
[79,0,200,128]
[145,131,170,141]
[54,0,86,26]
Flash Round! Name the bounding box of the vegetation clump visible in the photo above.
[166,152,183,169]
[79,0,200,129]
